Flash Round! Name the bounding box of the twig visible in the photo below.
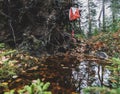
[0,10,10,18]
[9,19,17,48]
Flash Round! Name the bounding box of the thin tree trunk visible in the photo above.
[98,9,102,32]
[88,0,92,37]
[111,0,116,30]
[102,0,106,32]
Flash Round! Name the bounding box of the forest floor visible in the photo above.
[0,30,120,94]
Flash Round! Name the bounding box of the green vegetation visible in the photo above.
[18,79,51,94]
[84,87,120,94]
[4,79,51,94]
[0,43,5,48]
[107,58,120,88]
[106,18,120,32]
[0,43,17,80]
[83,57,120,94]
[0,0,120,93]
[0,63,16,80]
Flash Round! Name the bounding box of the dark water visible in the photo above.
[71,61,111,93]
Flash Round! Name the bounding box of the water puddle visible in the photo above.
[0,53,111,94]
[71,61,111,93]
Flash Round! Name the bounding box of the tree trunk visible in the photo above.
[88,0,92,37]
[98,9,102,32]
[111,0,116,30]
[102,0,106,32]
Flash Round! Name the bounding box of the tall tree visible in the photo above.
[87,0,97,37]
[88,0,92,37]
[102,0,106,32]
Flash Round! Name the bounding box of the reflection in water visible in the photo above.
[71,61,111,93]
